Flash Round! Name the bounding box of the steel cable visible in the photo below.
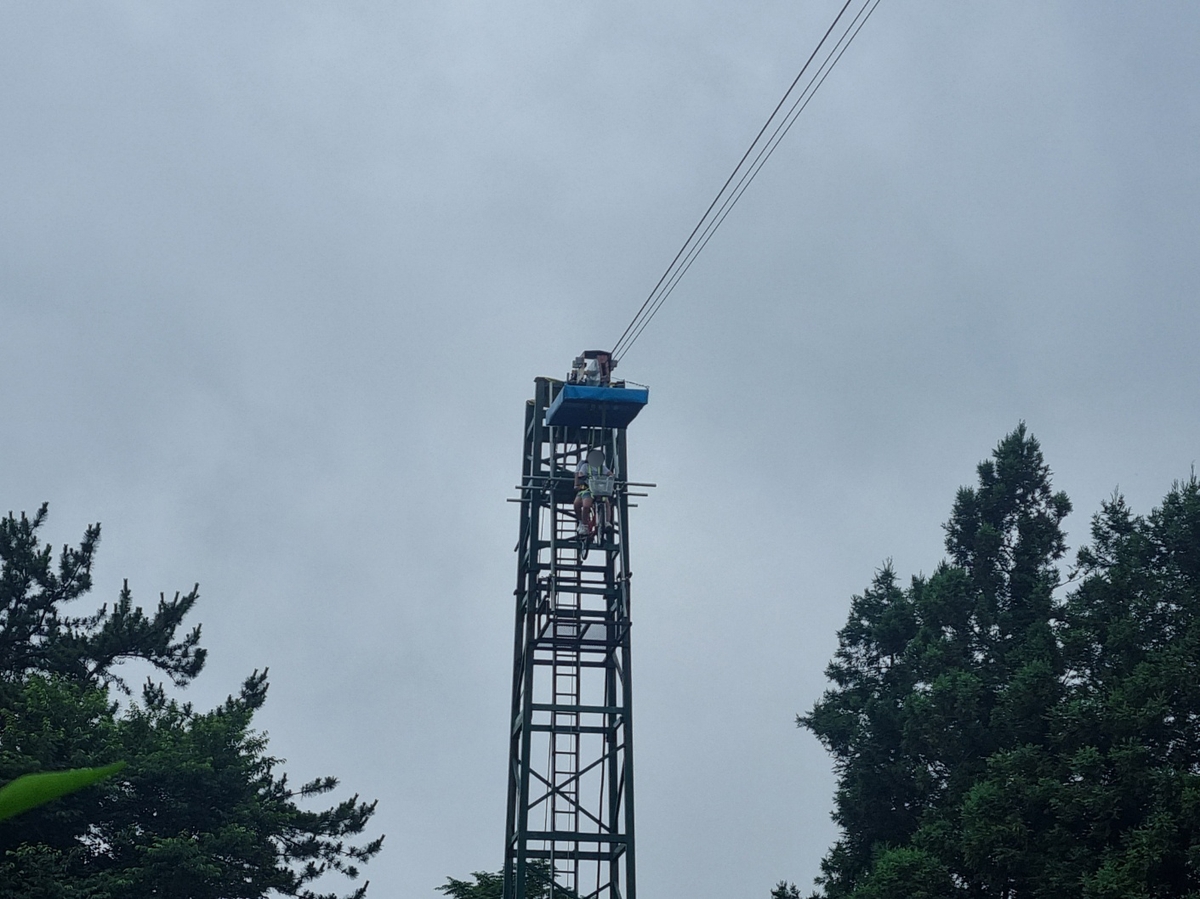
[612,0,881,361]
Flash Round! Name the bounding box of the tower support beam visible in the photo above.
[504,377,637,899]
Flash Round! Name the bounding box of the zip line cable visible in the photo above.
[615,0,881,360]
[609,0,858,361]
[611,0,882,362]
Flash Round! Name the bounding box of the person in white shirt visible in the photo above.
[574,448,612,536]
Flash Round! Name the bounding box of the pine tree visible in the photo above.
[0,505,382,898]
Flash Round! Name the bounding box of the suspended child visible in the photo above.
[574,448,612,536]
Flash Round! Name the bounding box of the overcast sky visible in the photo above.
[3,2,1199,897]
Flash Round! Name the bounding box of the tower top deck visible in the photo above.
[544,350,649,430]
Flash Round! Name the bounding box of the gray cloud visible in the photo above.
[3,2,1198,896]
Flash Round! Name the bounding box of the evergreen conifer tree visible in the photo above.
[437,863,572,899]
[0,504,382,898]
[801,426,1071,898]
[803,433,1200,897]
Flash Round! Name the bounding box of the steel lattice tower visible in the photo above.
[504,376,643,899]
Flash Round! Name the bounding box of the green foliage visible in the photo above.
[0,505,382,898]
[438,870,504,899]
[437,863,574,899]
[0,504,205,691]
[803,428,1200,897]
[852,848,956,899]
[770,881,802,899]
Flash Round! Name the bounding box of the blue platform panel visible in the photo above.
[544,384,649,428]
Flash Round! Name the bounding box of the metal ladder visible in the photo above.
[550,503,582,894]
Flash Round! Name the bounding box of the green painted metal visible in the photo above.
[504,377,638,899]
